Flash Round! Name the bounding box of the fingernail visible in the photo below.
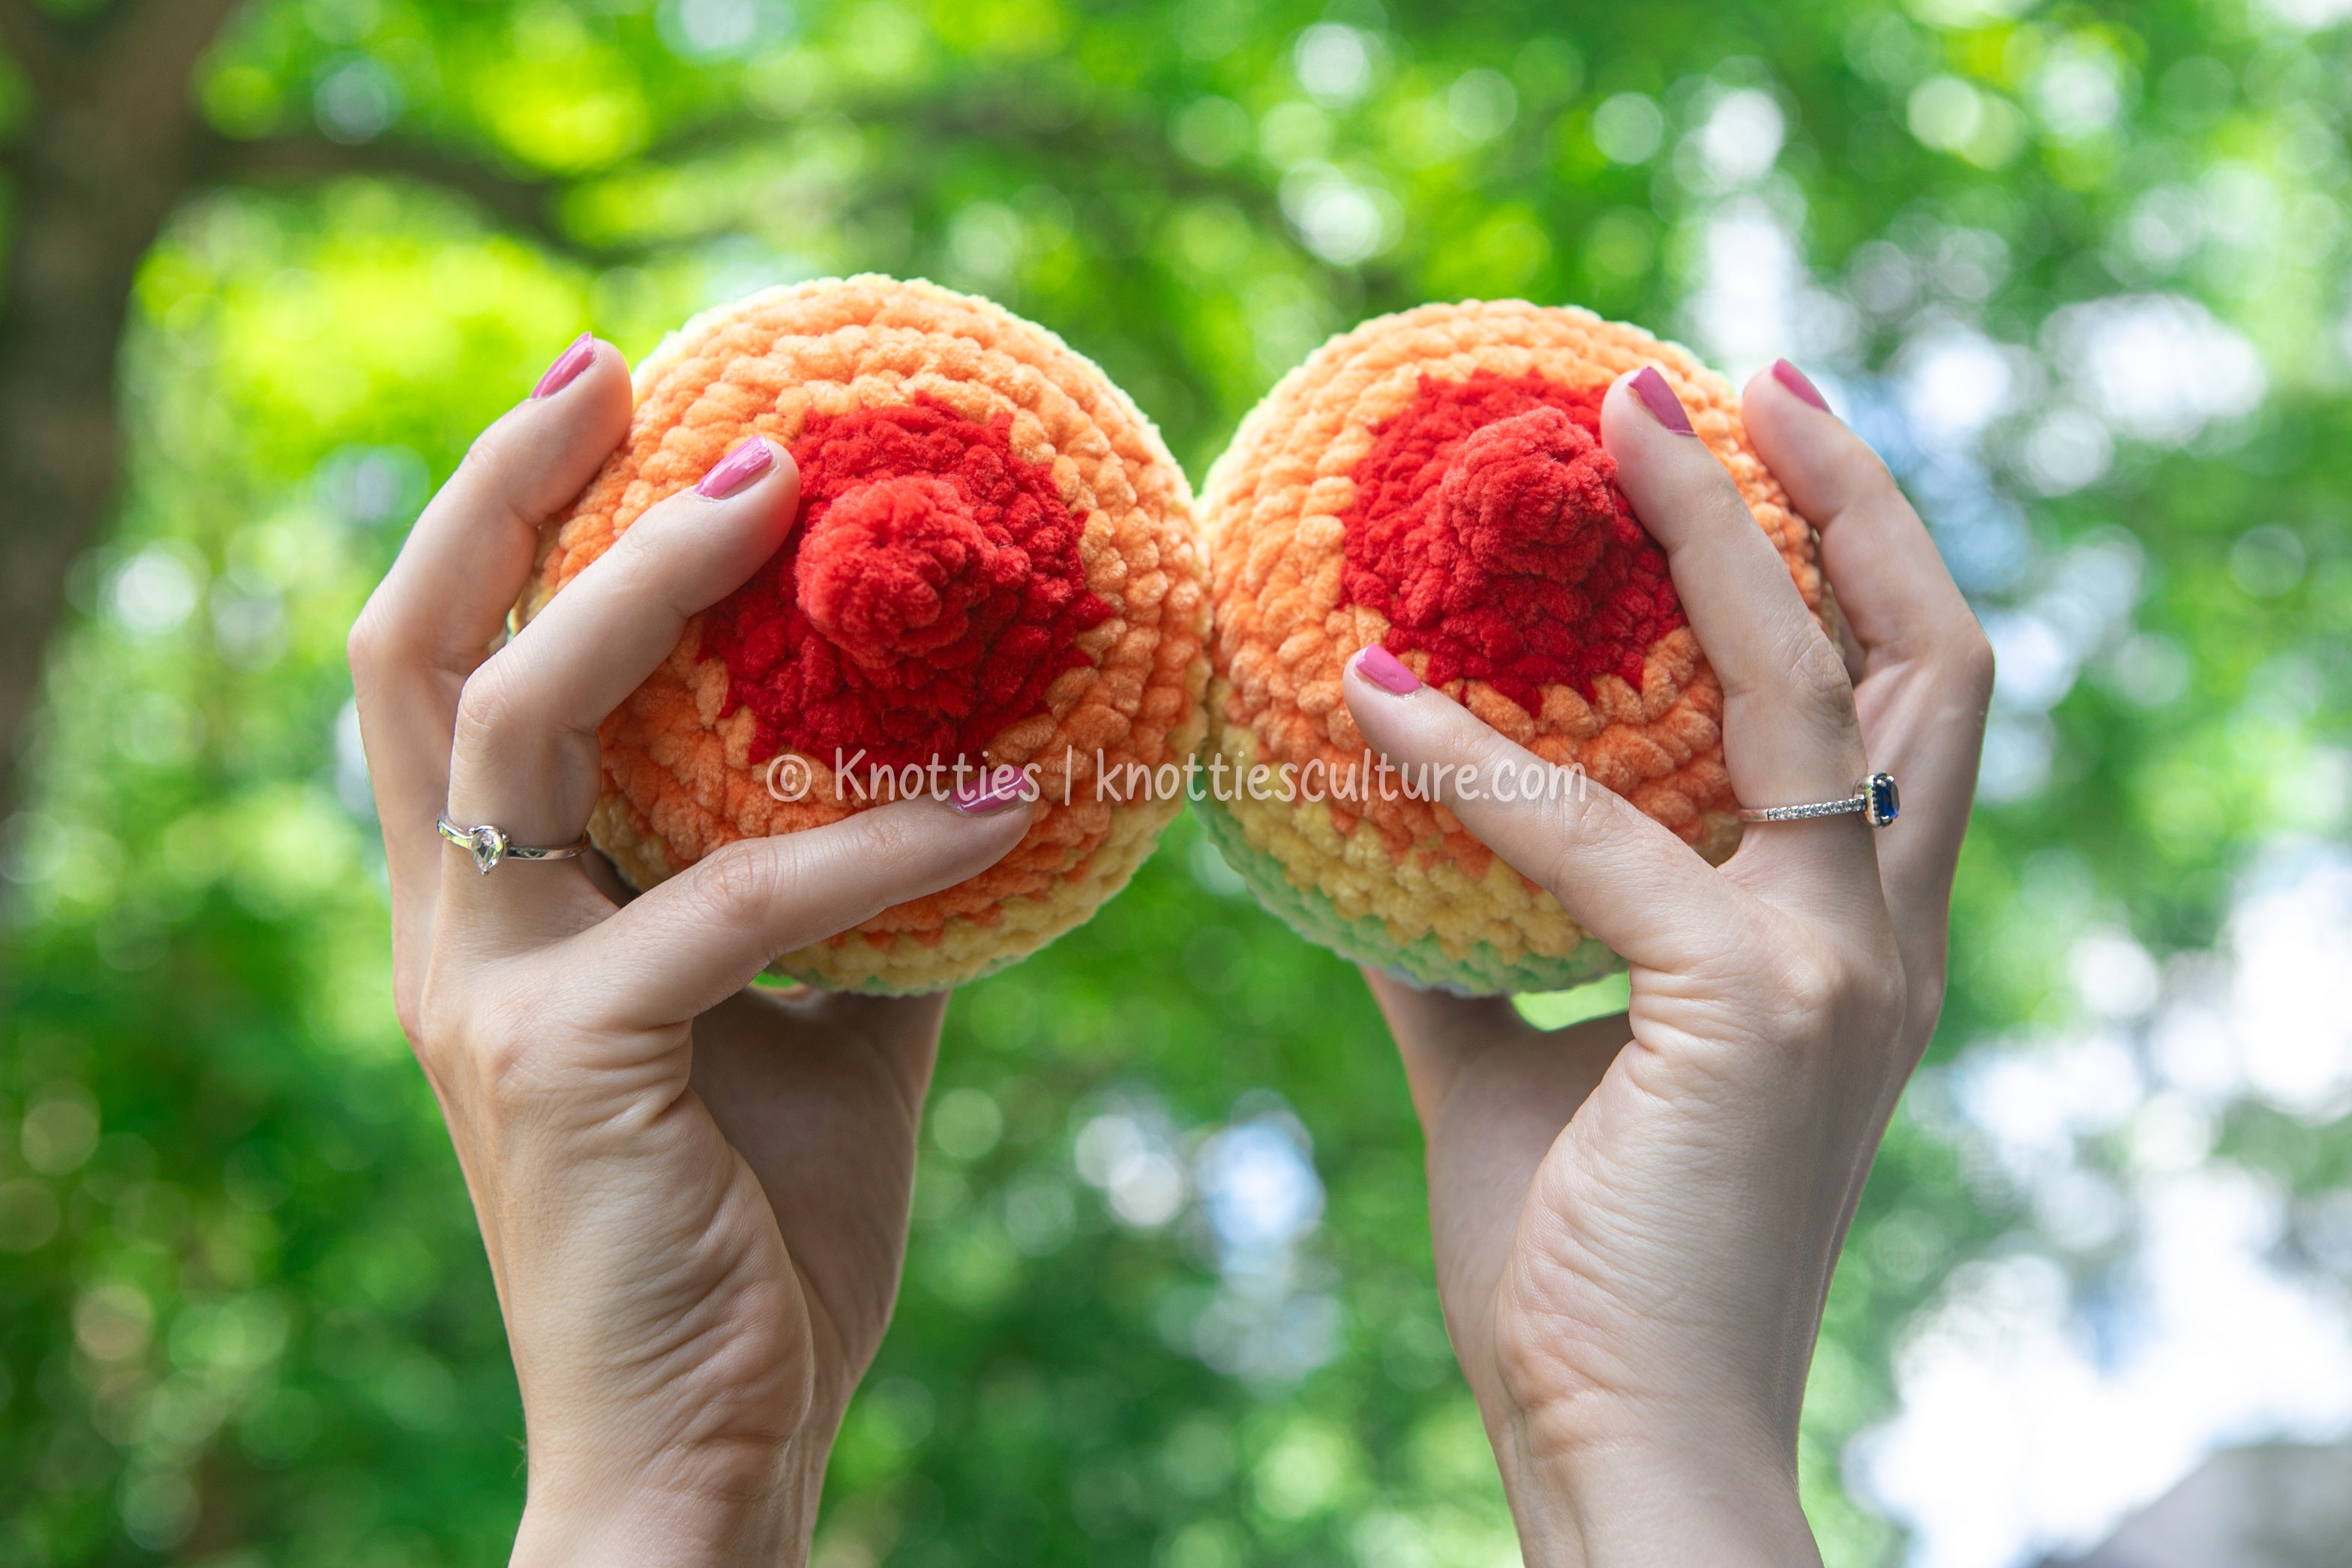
[1771,358,1831,412]
[697,437,776,499]
[1628,366,1697,437]
[531,333,596,400]
[1354,645,1423,696]
[951,766,1030,817]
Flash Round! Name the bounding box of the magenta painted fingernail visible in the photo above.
[952,766,1029,816]
[697,437,776,499]
[1772,358,1831,412]
[1628,366,1697,436]
[1354,645,1423,695]
[531,333,595,400]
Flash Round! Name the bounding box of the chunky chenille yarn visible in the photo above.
[518,277,1208,994]
[1198,300,1828,995]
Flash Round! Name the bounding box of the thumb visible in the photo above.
[569,787,1036,1026]
[1341,646,1735,970]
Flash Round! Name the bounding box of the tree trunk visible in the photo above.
[0,0,238,821]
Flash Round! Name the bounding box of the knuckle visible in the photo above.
[346,588,420,686]
[1957,626,1996,700]
[413,953,585,1122]
[1538,838,1582,900]
[834,803,982,909]
[1906,968,1948,1043]
[415,967,454,1031]
[585,522,676,608]
[1845,449,1906,511]
[845,807,928,880]
[346,599,387,681]
[392,992,428,1054]
[1769,946,1844,1025]
[1441,733,1501,799]
[452,655,525,750]
[687,842,778,928]
[450,419,550,535]
[1780,628,1860,732]
[412,967,472,1069]
[428,987,544,1111]
[1655,469,1736,541]
[456,421,515,490]
[1537,784,1618,890]
[1788,626,1855,706]
[1430,703,1515,775]
[472,1027,547,1111]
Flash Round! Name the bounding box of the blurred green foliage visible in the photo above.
[4,1,2351,1564]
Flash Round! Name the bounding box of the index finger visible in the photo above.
[1741,362,1994,1003]
[1738,361,1983,670]
[346,337,632,1015]
[1600,368,1875,897]
[353,337,632,682]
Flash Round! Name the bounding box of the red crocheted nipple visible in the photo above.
[698,402,1110,769]
[1340,372,1685,715]
[796,475,1032,668]
[1438,407,1618,580]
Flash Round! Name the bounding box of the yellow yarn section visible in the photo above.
[776,780,1188,989]
[1210,709,1596,970]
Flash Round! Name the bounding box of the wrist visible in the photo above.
[1498,1411,1820,1568]
[510,1431,834,1568]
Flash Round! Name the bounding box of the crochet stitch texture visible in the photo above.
[518,277,1209,994]
[1198,300,1827,996]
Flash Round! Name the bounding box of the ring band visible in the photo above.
[1736,772,1900,829]
[436,815,592,874]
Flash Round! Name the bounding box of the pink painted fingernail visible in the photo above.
[1354,645,1423,695]
[697,437,776,499]
[952,766,1030,816]
[531,333,596,400]
[1771,358,1832,412]
[1629,366,1697,436]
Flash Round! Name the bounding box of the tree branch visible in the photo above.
[98,0,246,116]
[200,82,1294,283]
[0,0,58,87]
[631,89,1291,240]
[106,0,242,64]
[195,130,626,262]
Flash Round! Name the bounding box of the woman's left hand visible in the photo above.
[1351,361,1993,1565]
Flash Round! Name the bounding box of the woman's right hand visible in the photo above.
[1347,363,1993,1567]
[346,337,1035,1567]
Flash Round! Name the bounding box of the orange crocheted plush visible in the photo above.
[518,277,1209,994]
[1198,300,1828,995]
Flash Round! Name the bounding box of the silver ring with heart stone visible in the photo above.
[436,815,592,874]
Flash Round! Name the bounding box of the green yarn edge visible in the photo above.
[1197,800,1624,998]
[762,943,1024,998]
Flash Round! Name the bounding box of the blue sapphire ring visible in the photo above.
[1736,772,1900,829]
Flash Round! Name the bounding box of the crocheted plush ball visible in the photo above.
[1198,300,1829,996]
[518,277,1208,994]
